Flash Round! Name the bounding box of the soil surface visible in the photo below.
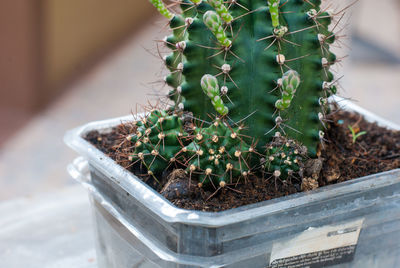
[86,110,400,212]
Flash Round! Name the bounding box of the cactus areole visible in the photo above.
[142,0,339,187]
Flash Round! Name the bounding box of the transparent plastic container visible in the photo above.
[65,97,400,268]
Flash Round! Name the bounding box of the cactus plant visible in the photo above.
[182,118,255,188]
[141,0,340,187]
[262,132,308,179]
[127,110,188,177]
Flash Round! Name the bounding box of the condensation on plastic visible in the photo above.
[65,97,400,268]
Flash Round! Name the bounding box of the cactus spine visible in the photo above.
[142,0,340,187]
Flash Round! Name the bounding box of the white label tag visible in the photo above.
[269,218,364,268]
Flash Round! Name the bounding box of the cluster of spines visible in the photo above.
[126,112,257,188]
[182,118,255,188]
[261,132,307,179]
[127,110,188,177]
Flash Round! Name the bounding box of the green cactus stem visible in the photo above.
[150,0,339,161]
[201,74,229,116]
[208,0,234,24]
[203,10,232,48]
[149,0,174,20]
[268,0,280,28]
[190,0,203,5]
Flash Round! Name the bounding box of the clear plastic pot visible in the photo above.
[65,97,400,268]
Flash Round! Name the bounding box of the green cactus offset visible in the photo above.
[263,132,308,179]
[139,0,341,188]
[127,110,188,178]
[182,118,255,188]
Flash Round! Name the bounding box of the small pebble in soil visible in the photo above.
[160,169,194,199]
[304,158,323,179]
[301,177,319,191]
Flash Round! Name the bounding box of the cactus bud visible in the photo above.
[148,0,174,20]
[208,0,233,24]
[275,70,301,110]
[268,0,281,28]
[203,11,232,47]
[201,75,229,116]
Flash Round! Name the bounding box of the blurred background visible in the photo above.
[0,0,399,201]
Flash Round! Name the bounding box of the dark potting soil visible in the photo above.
[85,110,400,212]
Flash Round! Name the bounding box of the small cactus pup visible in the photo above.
[274,70,300,111]
[148,0,340,157]
[201,74,229,116]
[126,110,188,178]
[262,132,308,180]
[182,118,256,188]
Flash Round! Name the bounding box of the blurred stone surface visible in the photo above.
[353,0,400,55]
[342,0,400,123]
[0,186,96,268]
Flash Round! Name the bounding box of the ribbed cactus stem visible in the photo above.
[208,0,233,24]
[268,0,280,28]
[156,0,338,155]
[275,70,301,110]
[141,0,344,187]
[201,74,229,116]
[203,11,232,48]
[149,0,174,20]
